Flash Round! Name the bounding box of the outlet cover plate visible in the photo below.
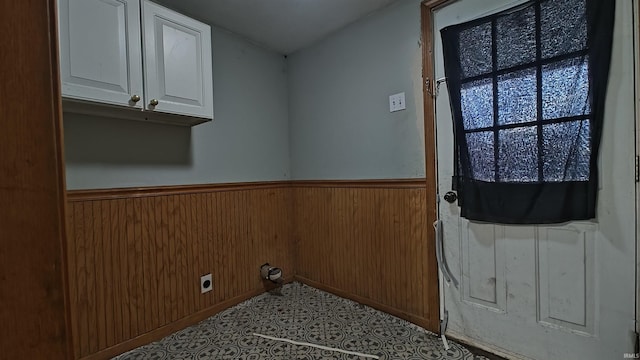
[200,273,213,294]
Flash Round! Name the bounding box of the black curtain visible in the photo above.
[441,0,615,224]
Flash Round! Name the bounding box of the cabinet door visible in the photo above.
[58,0,144,108]
[142,0,214,119]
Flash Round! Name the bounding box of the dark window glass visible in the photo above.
[496,6,536,69]
[459,23,493,78]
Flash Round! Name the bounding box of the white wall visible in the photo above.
[65,1,426,188]
[287,0,425,180]
[64,27,290,189]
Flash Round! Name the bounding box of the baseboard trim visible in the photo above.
[294,276,436,333]
[445,329,530,360]
[80,277,293,360]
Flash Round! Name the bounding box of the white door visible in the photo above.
[434,1,636,359]
[141,0,214,119]
[58,0,144,108]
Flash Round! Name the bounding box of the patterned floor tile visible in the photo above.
[114,282,492,360]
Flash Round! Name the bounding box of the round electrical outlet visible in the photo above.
[200,273,213,294]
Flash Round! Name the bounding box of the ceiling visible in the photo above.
[156,0,401,54]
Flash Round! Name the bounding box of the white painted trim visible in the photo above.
[634,0,640,337]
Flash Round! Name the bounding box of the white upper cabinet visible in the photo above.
[58,0,144,109]
[142,0,213,119]
[58,0,214,124]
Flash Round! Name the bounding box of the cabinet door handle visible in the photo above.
[149,99,159,106]
[130,94,141,103]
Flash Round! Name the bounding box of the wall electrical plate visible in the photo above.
[200,273,213,294]
[389,92,406,112]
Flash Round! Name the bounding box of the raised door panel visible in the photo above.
[536,224,595,334]
[142,0,213,119]
[58,0,143,108]
[461,222,506,312]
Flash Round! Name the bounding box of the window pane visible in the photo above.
[459,22,492,78]
[543,121,590,181]
[466,131,495,182]
[541,0,587,59]
[542,56,590,120]
[496,6,536,70]
[498,68,537,126]
[498,126,538,182]
[461,78,493,130]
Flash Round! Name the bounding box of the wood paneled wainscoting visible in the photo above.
[292,180,440,332]
[65,179,439,358]
[66,183,294,359]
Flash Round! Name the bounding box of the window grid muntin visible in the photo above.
[461,2,591,183]
[462,114,590,134]
[458,49,589,86]
[535,1,544,182]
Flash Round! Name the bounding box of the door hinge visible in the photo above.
[425,77,433,97]
[636,156,639,183]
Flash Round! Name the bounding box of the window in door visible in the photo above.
[440,0,615,223]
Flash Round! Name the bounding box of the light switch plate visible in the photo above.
[389,92,406,112]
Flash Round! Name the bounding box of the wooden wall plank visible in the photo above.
[193,193,202,311]
[110,199,122,346]
[153,196,166,328]
[67,203,80,359]
[218,192,227,302]
[86,201,97,354]
[184,195,194,318]
[215,192,225,303]
[167,196,178,323]
[126,199,139,337]
[175,195,185,320]
[140,198,151,333]
[102,201,115,348]
[134,198,143,333]
[205,192,213,305]
[76,203,89,356]
[118,199,130,341]
[161,196,171,326]
[93,201,106,351]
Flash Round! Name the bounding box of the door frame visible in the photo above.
[0,0,72,358]
[420,0,450,335]
[420,0,458,342]
[634,0,640,348]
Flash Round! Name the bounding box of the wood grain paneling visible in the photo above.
[0,0,72,358]
[66,184,294,359]
[66,179,439,358]
[293,182,440,332]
